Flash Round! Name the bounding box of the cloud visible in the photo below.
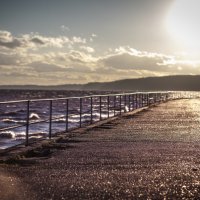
[61,25,70,32]
[80,46,95,53]
[0,30,200,85]
[0,53,21,65]
[31,37,45,45]
[72,36,86,44]
[67,50,97,64]
[29,62,67,73]
[100,53,168,71]
[0,38,22,49]
[91,34,97,38]
[0,31,12,41]
[23,34,70,48]
[97,46,177,73]
[0,30,87,51]
[90,33,97,42]
[0,31,22,49]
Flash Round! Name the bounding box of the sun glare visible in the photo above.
[166,0,200,52]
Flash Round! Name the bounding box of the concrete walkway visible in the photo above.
[1,99,200,199]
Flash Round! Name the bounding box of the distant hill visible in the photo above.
[82,75,200,91]
[1,75,200,91]
[0,84,82,90]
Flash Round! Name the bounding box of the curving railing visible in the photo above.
[0,91,196,149]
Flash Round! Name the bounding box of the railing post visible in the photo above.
[65,99,69,132]
[141,93,144,108]
[132,94,134,110]
[139,93,141,108]
[136,93,138,109]
[114,96,116,116]
[124,95,126,113]
[128,95,131,112]
[49,100,52,139]
[147,93,150,106]
[166,93,169,101]
[80,98,82,128]
[107,96,110,118]
[90,97,93,124]
[25,100,30,146]
[145,93,147,106]
[120,95,122,115]
[100,96,102,120]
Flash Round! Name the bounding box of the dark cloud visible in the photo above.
[0,38,22,49]
[31,37,45,45]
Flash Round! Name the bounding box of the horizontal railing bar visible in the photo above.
[0,124,27,131]
[0,92,172,104]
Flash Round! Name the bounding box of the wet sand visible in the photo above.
[1,99,200,199]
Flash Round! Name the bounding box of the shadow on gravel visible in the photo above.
[0,137,86,166]
[91,122,120,131]
[124,110,149,119]
[0,147,53,166]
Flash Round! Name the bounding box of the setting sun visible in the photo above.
[166,0,200,51]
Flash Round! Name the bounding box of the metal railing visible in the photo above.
[1,91,198,148]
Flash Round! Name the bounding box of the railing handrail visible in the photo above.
[0,91,172,104]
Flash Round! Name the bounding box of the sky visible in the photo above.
[0,0,200,85]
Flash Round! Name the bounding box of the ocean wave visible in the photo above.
[0,131,15,139]
[0,130,46,140]
[1,118,26,124]
[6,105,17,108]
[0,109,26,116]
[2,118,19,123]
[53,117,79,123]
[29,113,40,120]
[29,132,47,138]
[1,111,19,116]
[15,131,46,139]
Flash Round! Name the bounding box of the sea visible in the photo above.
[0,90,119,149]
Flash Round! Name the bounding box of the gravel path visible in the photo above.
[1,99,200,199]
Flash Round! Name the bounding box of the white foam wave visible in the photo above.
[0,131,16,139]
[6,105,16,108]
[2,118,19,123]
[0,130,46,140]
[29,113,40,120]
[1,118,26,124]
[29,132,47,139]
